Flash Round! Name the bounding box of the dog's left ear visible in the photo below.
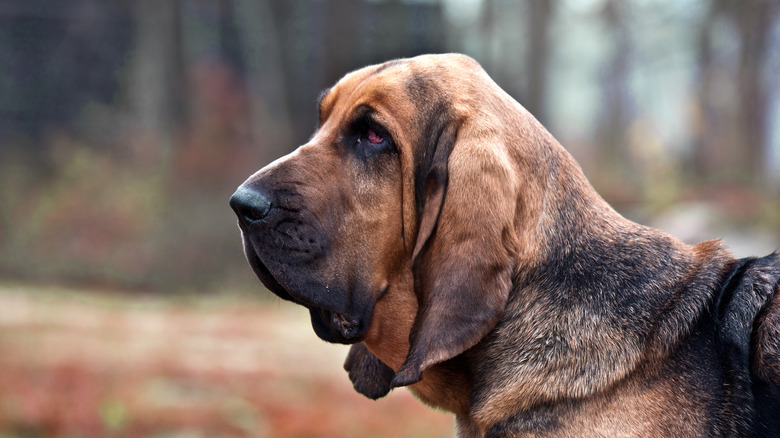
[391,122,515,388]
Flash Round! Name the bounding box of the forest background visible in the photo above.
[0,1,778,437]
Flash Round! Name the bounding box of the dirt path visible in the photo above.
[0,284,454,437]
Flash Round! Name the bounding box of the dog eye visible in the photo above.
[356,126,391,152]
[367,129,383,144]
[347,113,394,155]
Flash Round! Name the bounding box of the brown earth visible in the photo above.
[0,284,454,438]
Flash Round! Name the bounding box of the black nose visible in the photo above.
[230,186,272,225]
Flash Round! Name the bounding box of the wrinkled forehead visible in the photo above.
[317,60,410,125]
[317,54,483,125]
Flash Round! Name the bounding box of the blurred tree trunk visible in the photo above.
[525,0,554,124]
[735,1,775,181]
[694,0,776,185]
[129,0,185,146]
[597,0,632,177]
[480,0,524,101]
[693,0,719,179]
[322,0,359,82]
[231,0,292,163]
[479,0,553,122]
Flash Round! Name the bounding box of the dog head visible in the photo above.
[230,54,535,386]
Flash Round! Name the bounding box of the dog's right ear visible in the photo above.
[344,343,395,400]
[754,292,780,384]
[750,253,780,385]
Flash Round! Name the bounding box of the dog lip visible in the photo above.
[310,307,367,344]
[243,246,295,302]
[258,274,365,342]
[243,237,368,343]
[331,311,361,339]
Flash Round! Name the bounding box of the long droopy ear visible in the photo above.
[391,122,515,388]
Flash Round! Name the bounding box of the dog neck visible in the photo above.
[404,137,735,433]
[462,142,734,431]
[378,131,735,432]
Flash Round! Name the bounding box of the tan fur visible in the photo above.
[311,54,734,433]
[234,54,779,437]
[753,282,780,383]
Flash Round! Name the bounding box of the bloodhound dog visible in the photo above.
[230,54,780,437]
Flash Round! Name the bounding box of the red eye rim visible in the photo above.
[367,129,383,144]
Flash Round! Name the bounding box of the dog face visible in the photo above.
[230,54,518,385]
[231,63,409,345]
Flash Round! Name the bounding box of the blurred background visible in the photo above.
[0,0,778,437]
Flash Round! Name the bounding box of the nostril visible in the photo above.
[230,186,272,225]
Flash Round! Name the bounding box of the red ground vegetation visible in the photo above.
[0,285,453,438]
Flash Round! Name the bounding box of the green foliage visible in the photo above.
[0,135,251,291]
[99,398,128,432]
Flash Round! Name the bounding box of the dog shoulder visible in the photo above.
[715,252,780,435]
[715,252,780,367]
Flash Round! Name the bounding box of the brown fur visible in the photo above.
[753,280,780,383]
[231,54,780,437]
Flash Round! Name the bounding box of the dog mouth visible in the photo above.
[310,307,365,343]
[331,311,361,337]
[242,239,368,344]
